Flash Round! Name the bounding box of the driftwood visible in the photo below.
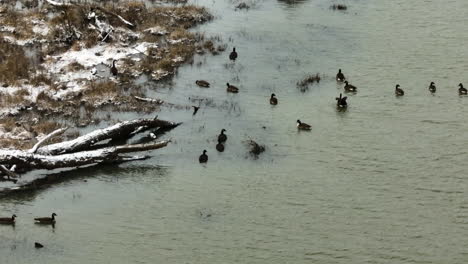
[37,118,178,155]
[0,141,170,169]
[0,118,180,184]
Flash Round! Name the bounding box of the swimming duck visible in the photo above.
[216,142,225,152]
[459,83,467,95]
[395,84,404,96]
[226,83,239,93]
[192,106,200,116]
[110,60,118,76]
[35,242,44,248]
[344,81,357,92]
[336,69,345,82]
[229,47,238,61]
[335,93,348,108]
[270,93,278,105]
[199,150,208,163]
[297,120,311,130]
[429,82,436,93]
[218,129,227,143]
[195,80,210,88]
[34,213,56,224]
[0,214,16,225]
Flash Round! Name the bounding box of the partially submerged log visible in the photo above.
[0,118,180,184]
[37,118,179,155]
[0,141,170,170]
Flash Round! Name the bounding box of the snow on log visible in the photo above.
[37,118,179,155]
[0,141,170,170]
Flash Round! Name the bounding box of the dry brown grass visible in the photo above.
[67,61,86,72]
[0,117,18,133]
[36,91,62,109]
[0,89,31,107]
[84,81,119,98]
[0,39,31,85]
[30,74,53,86]
[32,121,62,135]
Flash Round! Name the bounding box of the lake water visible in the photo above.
[2,0,468,263]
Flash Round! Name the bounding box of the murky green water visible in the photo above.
[2,0,468,263]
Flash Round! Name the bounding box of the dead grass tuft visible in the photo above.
[297,73,321,92]
[0,40,31,85]
[67,61,86,72]
[30,74,53,86]
[0,89,31,107]
[84,81,119,99]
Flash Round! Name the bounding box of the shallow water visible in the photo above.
[2,0,468,263]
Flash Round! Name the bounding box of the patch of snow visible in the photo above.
[32,20,50,36]
[144,26,168,36]
[0,25,15,33]
[47,42,158,74]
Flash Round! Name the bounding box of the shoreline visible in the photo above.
[0,0,220,150]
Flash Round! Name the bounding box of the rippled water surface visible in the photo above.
[2,0,468,263]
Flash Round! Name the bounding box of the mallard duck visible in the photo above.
[335,93,348,108]
[218,129,227,143]
[344,81,357,92]
[199,150,208,163]
[429,82,436,93]
[395,84,404,96]
[270,93,278,105]
[226,83,239,93]
[216,142,225,152]
[229,47,238,61]
[459,83,467,95]
[192,106,200,116]
[0,214,16,224]
[297,120,311,130]
[110,60,118,76]
[34,213,56,224]
[336,69,345,82]
[195,80,210,88]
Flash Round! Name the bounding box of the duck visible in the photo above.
[335,93,348,108]
[35,242,44,248]
[218,129,227,143]
[270,93,278,105]
[192,106,200,116]
[336,69,345,82]
[199,150,208,163]
[297,120,311,130]
[395,84,404,96]
[344,81,357,92]
[34,213,57,224]
[229,47,238,61]
[459,83,467,95]
[216,142,225,152]
[226,83,239,93]
[429,82,436,93]
[110,60,118,76]
[0,214,17,225]
[195,80,210,88]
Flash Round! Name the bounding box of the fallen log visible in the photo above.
[37,118,179,155]
[0,140,170,170]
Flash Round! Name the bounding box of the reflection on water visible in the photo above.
[3,0,468,263]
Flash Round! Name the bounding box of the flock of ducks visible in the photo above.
[195,47,468,163]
